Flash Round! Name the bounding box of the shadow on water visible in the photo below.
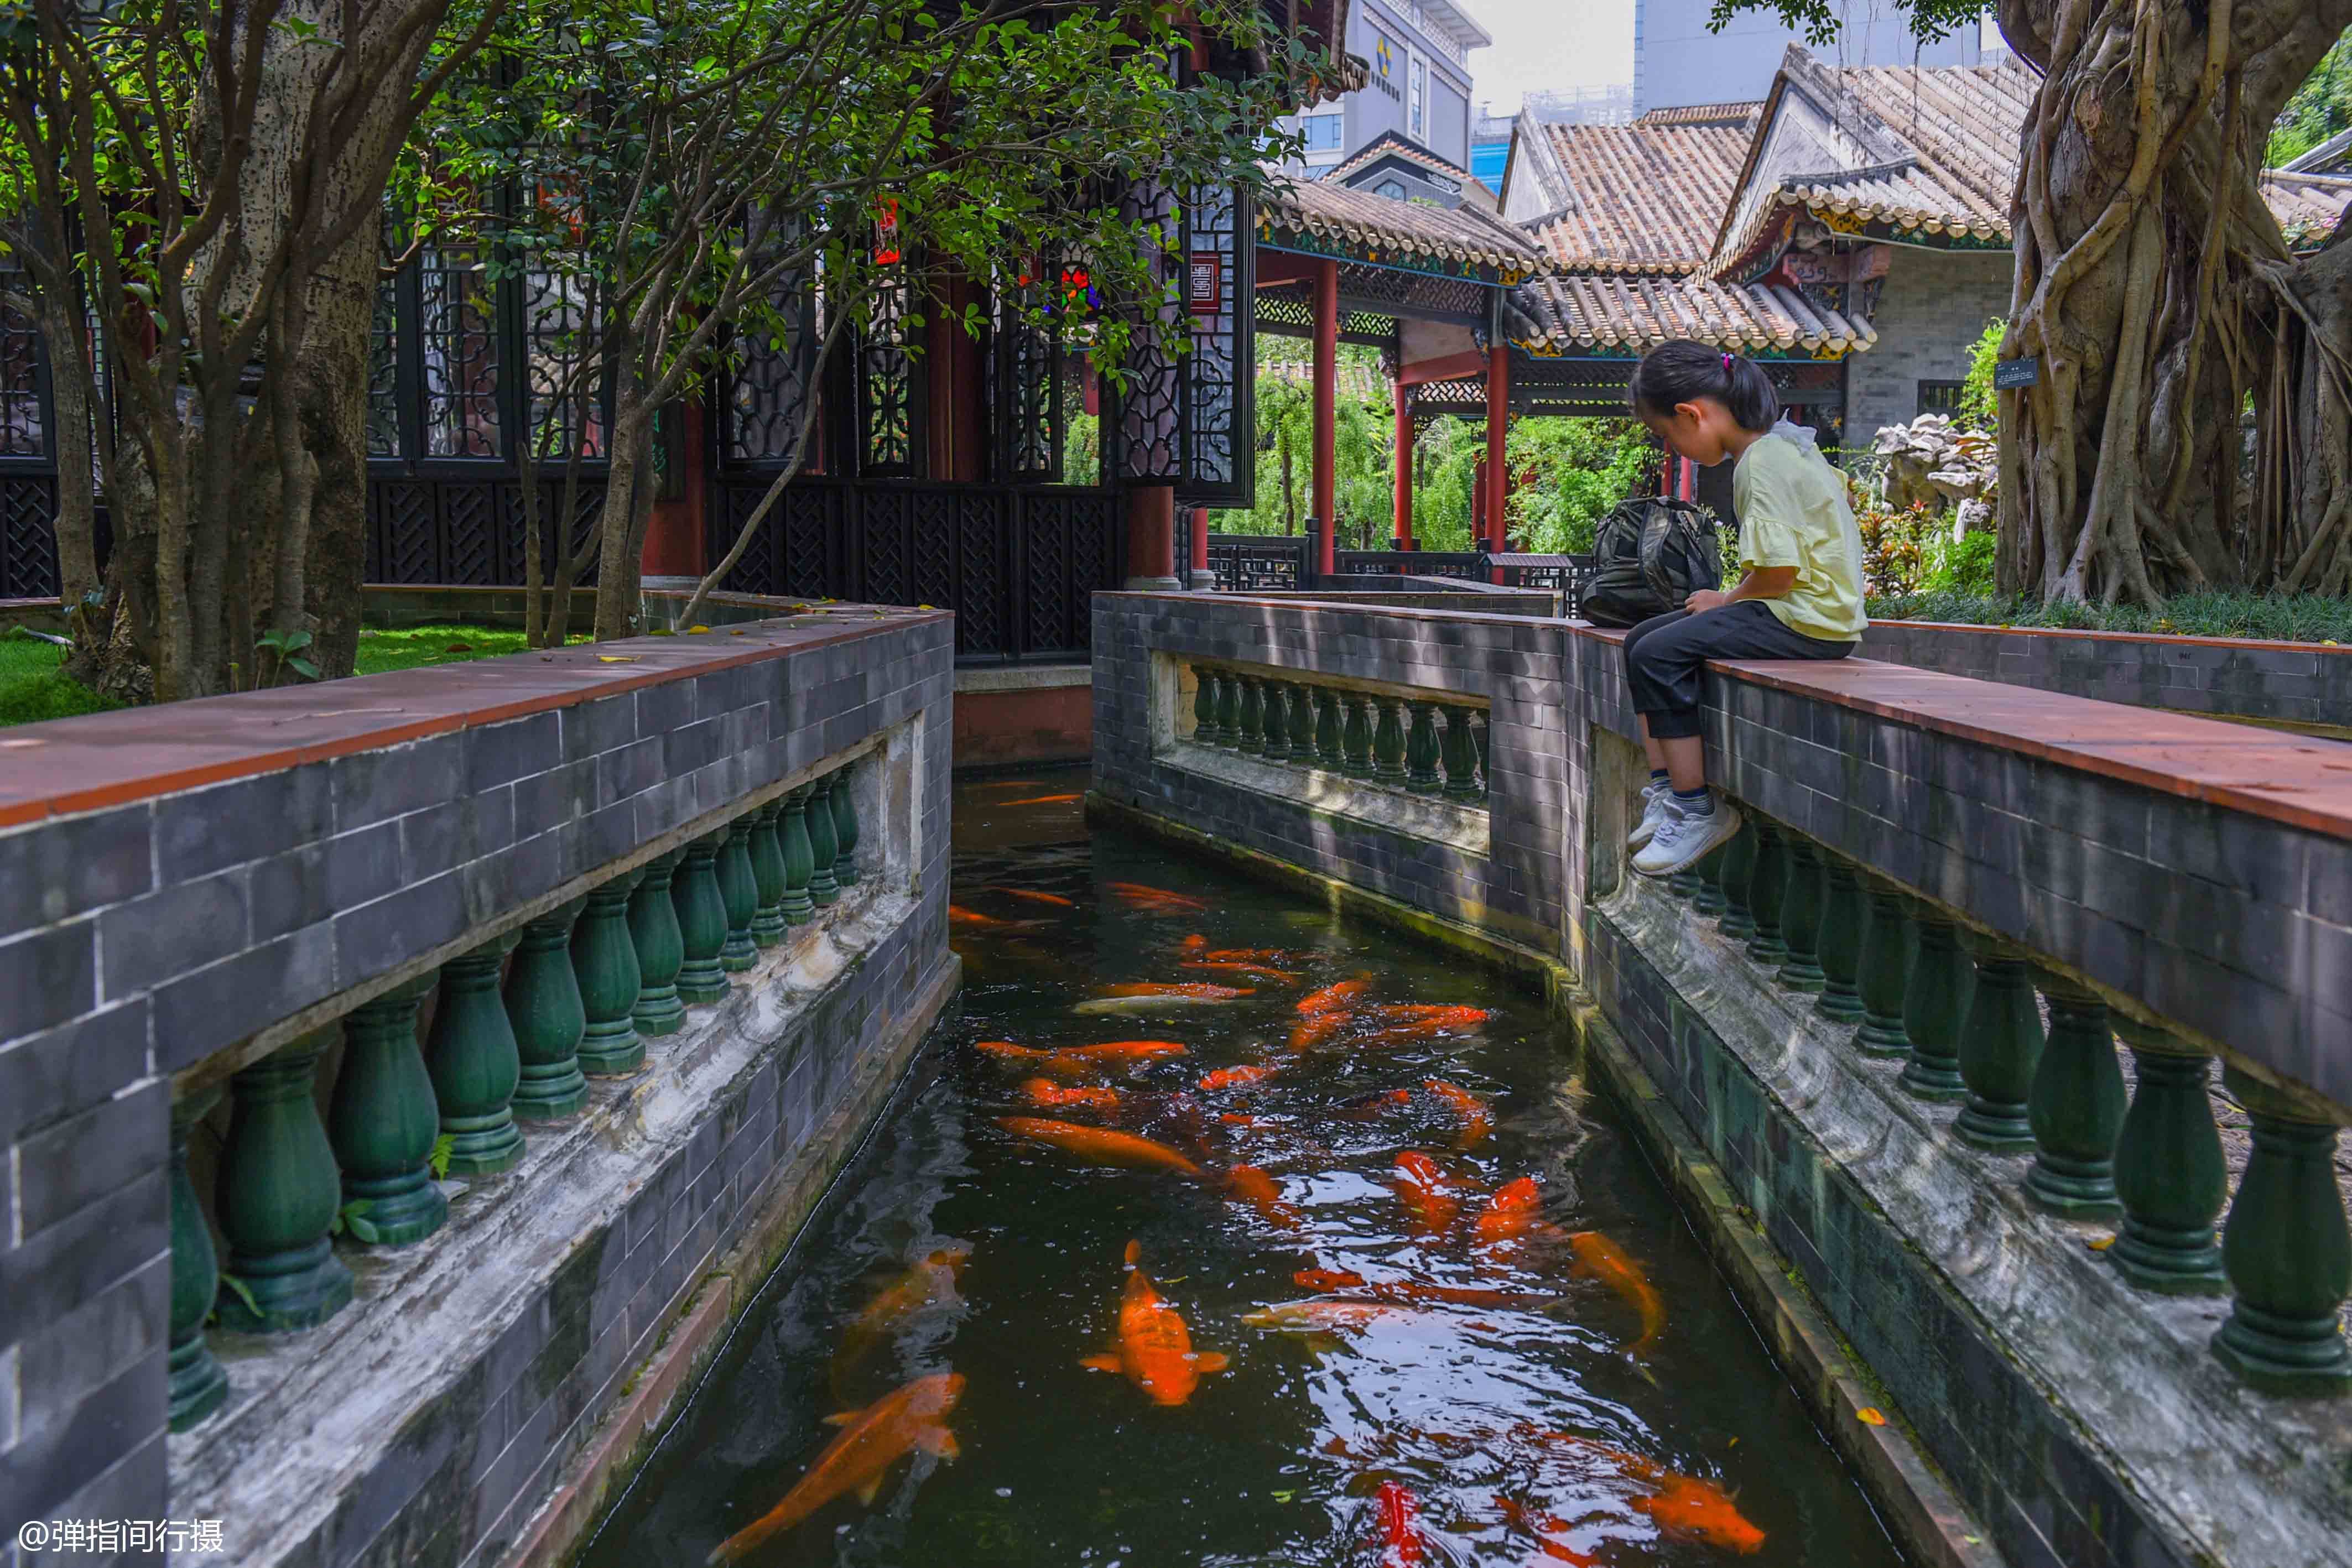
[579,768,1907,1567]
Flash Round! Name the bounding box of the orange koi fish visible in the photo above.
[1181,933,1209,950]
[1566,1230,1664,1358]
[989,888,1076,908]
[1198,1064,1279,1092]
[1423,1080,1493,1149]
[1000,793,1082,806]
[1377,1480,1427,1566]
[974,1040,1188,1077]
[1224,1164,1304,1231]
[1393,1151,1466,1238]
[997,1117,1203,1177]
[1289,1013,1347,1051]
[1294,1266,1366,1290]
[705,1373,964,1562]
[948,905,1010,928]
[1195,946,1311,965]
[1242,1299,1439,1353]
[1635,1476,1766,1554]
[1297,978,1371,1016]
[1097,982,1251,1000]
[1017,1078,1123,1112]
[1494,1496,1602,1565]
[830,1246,970,1399]
[1328,1087,1416,1119]
[1474,1176,1544,1255]
[1351,1004,1495,1048]
[1106,882,1211,914]
[1181,960,1304,982]
[1080,1239,1229,1405]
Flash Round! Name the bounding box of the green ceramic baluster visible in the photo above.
[1854,885,1915,1055]
[1690,841,1729,918]
[1406,701,1443,794]
[749,804,789,945]
[778,788,817,928]
[2023,974,2125,1217]
[1898,908,1972,1099]
[630,849,689,1035]
[1776,840,1827,993]
[830,767,862,887]
[215,1036,356,1331]
[332,976,455,1234]
[574,874,647,1073]
[1341,694,1373,778]
[1441,708,1480,800]
[716,821,759,971]
[1237,676,1265,754]
[1714,823,1756,940]
[1813,857,1867,1022]
[1953,941,2041,1152]
[1193,667,1222,744]
[1742,819,1789,966]
[673,835,731,1001]
[2211,1068,2352,1394]
[1372,697,1408,783]
[429,936,527,1171]
[1261,682,1293,762]
[1314,689,1343,768]
[168,1088,229,1430]
[806,778,841,907]
[2108,1019,2227,1294]
[1288,680,1317,758]
[1216,667,1242,746]
[504,904,589,1120]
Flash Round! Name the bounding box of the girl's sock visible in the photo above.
[1648,769,1670,788]
[1672,786,1714,818]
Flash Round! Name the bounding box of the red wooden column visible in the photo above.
[640,402,708,580]
[1312,258,1339,576]
[1392,378,1414,548]
[1126,486,1178,590]
[1191,505,1211,586]
[1484,341,1510,581]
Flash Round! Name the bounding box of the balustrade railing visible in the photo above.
[1662,809,2349,1397]
[1181,663,1489,805]
[165,756,871,1432]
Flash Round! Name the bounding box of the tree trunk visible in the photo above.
[294,224,383,680]
[2252,232,2352,590]
[1993,0,2352,603]
[593,393,652,640]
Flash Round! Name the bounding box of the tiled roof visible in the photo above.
[1326,129,1472,186]
[1528,121,1751,274]
[1708,54,2034,274]
[2260,171,2352,248]
[1258,176,1552,275]
[1506,272,1875,357]
[1635,101,1762,129]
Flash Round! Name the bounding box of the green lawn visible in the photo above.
[0,622,539,728]
[1867,588,2352,644]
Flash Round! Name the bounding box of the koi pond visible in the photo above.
[579,773,1908,1567]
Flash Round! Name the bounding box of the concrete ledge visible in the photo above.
[1163,741,1491,857]
[1084,789,1999,1568]
[951,663,1090,694]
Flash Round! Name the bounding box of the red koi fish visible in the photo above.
[1080,1240,1229,1405]
[1182,960,1303,982]
[1423,1079,1493,1149]
[1289,1014,1347,1051]
[1198,1064,1279,1092]
[988,888,1076,908]
[705,1373,964,1562]
[1393,1151,1466,1238]
[1194,946,1312,965]
[1635,1476,1766,1554]
[974,1040,1188,1077]
[1097,981,1251,1000]
[830,1246,970,1400]
[1377,1480,1427,1565]
[1017,1078,1123,1112]
[1474,1176,1544,1255]
[1328,1087,1416,1119]
[1352,1004,1495,1048]
[1494,1496,1602,1565]
[948,905,1011,928]
[1565,1230,1664,1358]
[1224,1164,1304,1231]
[1106,882,1211,914]
[1000,793,1082,806]
[997,1117,1202,1177]
[1297,978,1371,1016]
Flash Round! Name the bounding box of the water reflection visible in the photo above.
[580,775,1903,1567]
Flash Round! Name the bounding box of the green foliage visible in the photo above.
[1706,0,1987,46]
[1870,588,2352,643]
[428,1133,458,1182]
[218,1274,263,1321]
[0,638,123,727]
[1413,416,1481,551]
[1505,419,1652,554]
[1211,341,1392,538]
[331,1200,379,1243]
[1960,317,2004,432]
[2271,27,2352,165]
[256,628,321,685]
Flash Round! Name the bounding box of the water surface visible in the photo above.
[582,772,1906,1567]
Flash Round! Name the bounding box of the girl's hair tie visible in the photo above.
[1721,352,1733,371]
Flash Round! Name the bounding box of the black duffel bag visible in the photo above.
[1577,497,1723,627]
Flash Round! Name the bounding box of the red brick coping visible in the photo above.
[0,607,948,829]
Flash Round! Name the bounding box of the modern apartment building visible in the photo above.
[1279,0,1490,178]
[1633,0,1982,114]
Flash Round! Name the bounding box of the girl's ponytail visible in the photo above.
[1630,340,1779,432]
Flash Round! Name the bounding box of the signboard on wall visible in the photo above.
[1187,253,1222,316]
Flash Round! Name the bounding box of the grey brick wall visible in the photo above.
[1844,249,2010,440]
[1090,595,1575,960]
[0,611,955,1566]
[1863,620,2352,731]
